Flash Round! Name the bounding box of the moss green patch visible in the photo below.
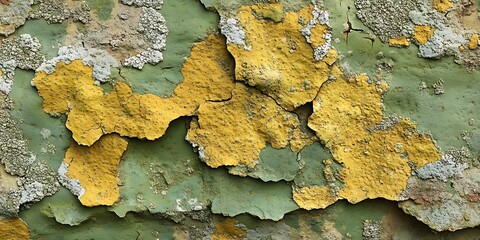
[123,0,219,96]
[230,144,300,182]
[207,168,299,221]
[294,142,333,187]
[110,118,209,217]
[9,69,71,170]
[15,20,67,59]
[85,0,115,21]
[19,187,174,240]
[110,117,298,221]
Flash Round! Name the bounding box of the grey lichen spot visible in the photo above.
[19,161,59,204]
[362,219,383,240]
[123,7,168,69]
[36,45,119,83]
[432,79,444,95]
[219,17,252,51]
[355,0,420,42]
[0,0,33,36]
[40,128,52,140]
[58,162,86,198]
[0,92,59,217]
[300,1,332,61]
[416,151,469,182]
[29,0,91,24]
[373,116,401,131]
[0,34,45,93]
[121,0,164,10]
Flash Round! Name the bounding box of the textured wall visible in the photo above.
[0,0,479,239]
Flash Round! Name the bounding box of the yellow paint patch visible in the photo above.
[228,4,331,111]
[0,218,29,240]
[251,2,284,22]
[413,25,434,45]
[300,65,441,209]
[63,134,128,206]
[293,185,338,210]
[34,35,235,146]
[388,36,410,47]
[187,83,303,168]
[433,0,452,13]
[469,34,479,50]
[211,218,247,240]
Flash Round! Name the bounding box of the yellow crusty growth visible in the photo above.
[228,4,331,111]
[63,134,128,207]
[0,218,29,240]
[469,34,479,50]
[433,0,452,13]
[211,218,247,240]
[187,83,303,168]
[413,25,435,45]
[294,65,441,209]
[293,186,338,210]
[34,35,235,146]
[388,36,410,47]
[251,2,284,22]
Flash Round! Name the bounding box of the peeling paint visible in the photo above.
[226,3,332,111]
[34,35,235,146]
[0,218,29,240]
[2,0,480,237]
[60,134,128,207]
[296,65,441,209]
[187,83,301,168]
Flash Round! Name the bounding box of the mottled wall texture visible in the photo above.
[1,0,479,239]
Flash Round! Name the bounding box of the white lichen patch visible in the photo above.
[0,34,44,93]
[175,198,203,212]
[122,7,168,69]
[0,0,33,36]
[219,17,252,51]
[300,1,332,61]
[36,45,119,83]
[121,0,164,10]
[28,0,90,24]
[58,162,86,198]
[418,27,467,59]
[416,153,469,182]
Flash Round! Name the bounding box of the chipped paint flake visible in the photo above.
[61,134,128,207]
[413,25,435,45]
[187,83,301,168]
[227,3,331,111]
[433,0,452,13]
[469,34,479,50]
[293,185,338,210]
[388,36,410,47]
